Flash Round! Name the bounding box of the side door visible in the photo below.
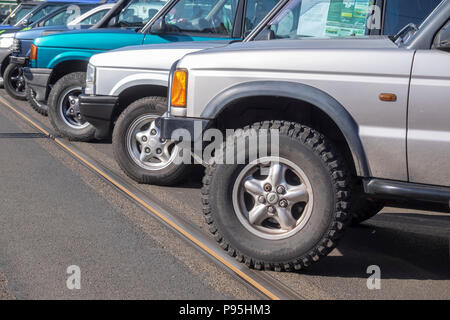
[142,0,241,44]
[407,21,450,186]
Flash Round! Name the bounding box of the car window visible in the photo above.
[163,0,239,36]
[43,6,95,27]
[28,4,66,24]
[383,0,443,36]
[117,0,167,28]
[0,3,18,22]
[77,8,110,25]
[4,5,34,25]
[244,0,280,35]
[267,0,376,39]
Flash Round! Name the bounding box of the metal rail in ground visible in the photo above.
[0,95,305,300]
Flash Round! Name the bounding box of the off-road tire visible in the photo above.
[48,72,95,141]
[202,120,352,271]
[113,96,192,186]
[4,63,27,100]
[26,86,48,116]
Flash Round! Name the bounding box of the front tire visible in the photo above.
[26,86,48,116]
[3,63,27,100]
[202,121,351,271]
[113,97,191,186]
[48,72,95,141]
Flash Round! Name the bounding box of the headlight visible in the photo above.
[10,39,20,53]
[86,63,96,84]
[85,63,96,95]
[0,34,14,49]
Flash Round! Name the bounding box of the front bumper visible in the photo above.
[23,67,51,102]
[79,94,119,140]
[9,55,28,66]
[159,115,211,141]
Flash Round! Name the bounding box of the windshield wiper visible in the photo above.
[392,23,418,43]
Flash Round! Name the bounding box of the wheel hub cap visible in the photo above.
[266,192,279,204]
[58,87,88,129]
[127,115,178,171]
[232,157,314,240]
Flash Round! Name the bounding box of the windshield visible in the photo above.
[117,0,167,28]
[162,0,239,36]
[3,4,34,25]
[256,0,446,40]
[76,7,111,25]
[27,4,67,25]
[43,5,96,27]
[0,2,17,22]
[262,0,375,40]
[383,0,443,36]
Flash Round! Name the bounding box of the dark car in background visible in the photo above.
[0,2,115,99]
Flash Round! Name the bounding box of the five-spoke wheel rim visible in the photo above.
[232,156,314,240]
[9,65,26,94]
[58,86,89,129]
[126,114,178,171]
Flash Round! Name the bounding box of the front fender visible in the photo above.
[109,71,168,96]
[47,50,101,69]
[201,80,370,177]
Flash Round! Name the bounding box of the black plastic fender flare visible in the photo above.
[200,80,370,177]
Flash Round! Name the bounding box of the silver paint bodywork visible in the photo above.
[408,50,450,186]
[176,37,450,185]
[88,41,229,96]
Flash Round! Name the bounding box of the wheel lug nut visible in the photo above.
[145,147,151,154]
[276,185,285,194]
[151,129,157,135]
[156,148,162,154]
[142,136,147,142]
[279,199,288,208]
[264,183,272,192]
[267,206,275,214]
[258,196,266,204]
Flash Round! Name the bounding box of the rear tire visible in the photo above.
[26,86,48,116]
[113,96,191,186]
[4,63,27,100]
[202,120,351,271]
[48,72,95,141]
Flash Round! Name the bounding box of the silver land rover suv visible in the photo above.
[154,0,450,271]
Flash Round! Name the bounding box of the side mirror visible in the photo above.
[433,22,450,52]
[254,27,275,41]
[21,18,29,26]
[150,17,166,34]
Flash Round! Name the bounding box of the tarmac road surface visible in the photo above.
[0,90,448,300]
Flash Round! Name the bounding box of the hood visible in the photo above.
[34,28,143,51]
[90,40,230,69]
[16,25,93,40]
[0,26,20,34]
[179,36,409,76]
[16,26,67,40]
[202,37,398,54]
